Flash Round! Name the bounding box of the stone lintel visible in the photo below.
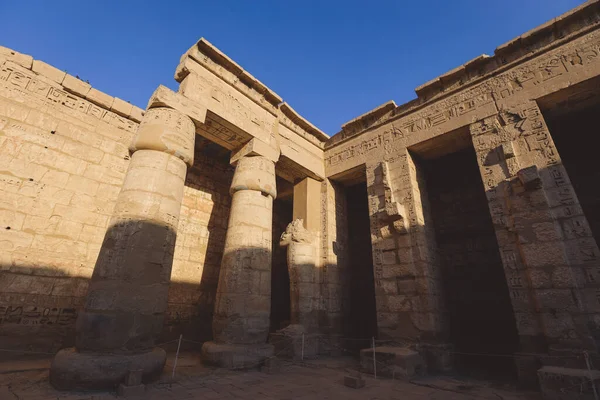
[147,85,207,126]
[293,177,321,232]
[230,138,280,165]
[279,102,329,142]
[176,55,280,119]
[177,38,282,108]
[277,152,325,182]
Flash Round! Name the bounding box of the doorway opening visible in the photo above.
[345,181,378,342]
[332,167,378,346]
[411,128,520,381]
[539,75,600,246]
[270,177,293,332]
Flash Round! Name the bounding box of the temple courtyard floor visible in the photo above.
[0,352,541,399]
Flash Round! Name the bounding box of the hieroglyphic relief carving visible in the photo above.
[325,134,382,167]
[328,28,600,165]
[0,62,137,132]
[0,305,76,326]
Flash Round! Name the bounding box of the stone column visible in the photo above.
[50,107,196,390]
[280,219,319,332]
[202,154,277,368]
[469,103,600,386]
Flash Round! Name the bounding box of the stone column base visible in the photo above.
[201,341,274,369]
[49,347,166,391]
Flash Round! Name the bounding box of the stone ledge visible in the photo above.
[0,44,144,123]
[280,102,329,142]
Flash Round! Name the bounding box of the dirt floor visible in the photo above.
[0,352,541,400]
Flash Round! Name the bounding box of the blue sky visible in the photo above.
[0,0,584,135]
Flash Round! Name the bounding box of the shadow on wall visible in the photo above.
[159,150,233,347]
[0,215,226,355]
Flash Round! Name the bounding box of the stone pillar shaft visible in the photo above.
[280,220,319,330]
[213,189,274,344]
[203,155,277,367]
[50,107,195,390]
[76,149,186,352]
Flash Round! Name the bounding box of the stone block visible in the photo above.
[385,201,405,220]
[344,373,365,389]
[50,348,166,390]
[86,88,114,109]
[130,106,144,122]
[32,60,66,84]
[518,165,542,190]
[117,383,145,397]
[0,46,33,68]
[502,141,516,159]
[111,97,133,118]
[538,366,600,400]
[62,74,91,97]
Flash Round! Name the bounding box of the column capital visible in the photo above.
[230,155,277,198]
[130,107,196,167]
[147,85,207,126]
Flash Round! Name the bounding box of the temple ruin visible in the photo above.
[3,1,600,398]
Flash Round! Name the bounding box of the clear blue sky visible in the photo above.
[0,0,584,135]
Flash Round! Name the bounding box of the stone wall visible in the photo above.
[0,47,142,352]
[163,146,234,343]
[0,47,235,352]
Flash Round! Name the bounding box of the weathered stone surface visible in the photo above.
[360,347,426,379]
[229,154,277,198]
[50,347,165,390]
[2,4,600,397]
[280,219,319,332]
[111,97,133,118]
[203,154,277,367]
[49,106,194,389]
[118,383,146,397]
[0,45,33,68]
[86,87,114,109]
[344,373,366,389]
[62,74,91,97]
[32,60,66,83]
[202,342,274,369]
[538,366,600,400]
[130,107,196,166]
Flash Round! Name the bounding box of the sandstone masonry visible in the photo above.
[2,1,600,398]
